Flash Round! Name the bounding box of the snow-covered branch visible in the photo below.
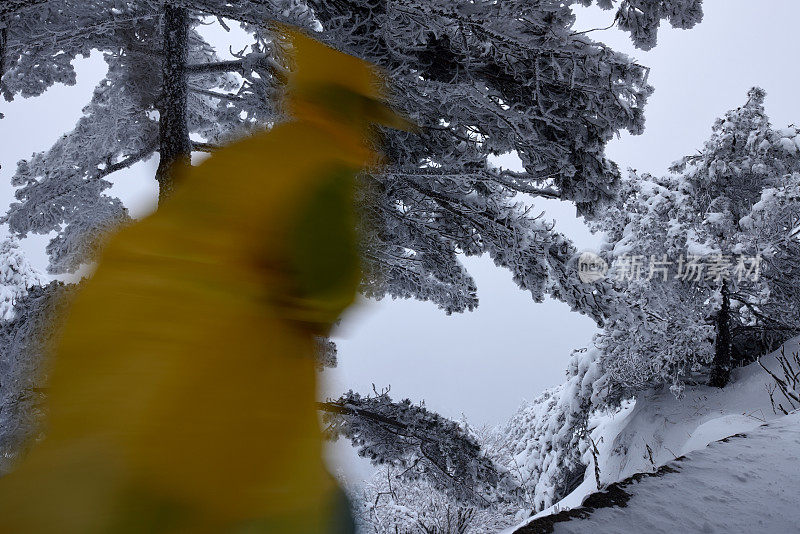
[322,390,522,506]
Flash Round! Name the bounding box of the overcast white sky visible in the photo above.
[1,0,798,481]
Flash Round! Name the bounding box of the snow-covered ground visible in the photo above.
[508,336,800,532]
[515,411,800,533]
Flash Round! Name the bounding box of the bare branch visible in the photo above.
[759,347,800,414]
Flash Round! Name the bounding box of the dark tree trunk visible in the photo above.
[155,5,191,205]
[709,279,732,388]
[0,23,8,101]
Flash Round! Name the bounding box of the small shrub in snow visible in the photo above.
[760,347,800,415]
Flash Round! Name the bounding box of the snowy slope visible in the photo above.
[514,411,800,533]
[507,336,800,532]
[590,340,794,486]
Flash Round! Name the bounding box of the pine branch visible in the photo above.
[97,145,157,179]
[320,392,520,506]
[186,59,250,75]
[4,13,161,54]
[318,400,412,432]
[188,85,242,102]
[0,0,49,18]
[170,0,280,27]
[390,166,562,199]
[191,141,220,153]
[186,57,282,80]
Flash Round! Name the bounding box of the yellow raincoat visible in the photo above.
[0,29,405,533]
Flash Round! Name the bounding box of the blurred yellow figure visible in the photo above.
[0,29,405,533]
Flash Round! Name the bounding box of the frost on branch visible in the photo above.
[577,0,704,50]
[314,336,337,370]
[320,390,522,507]
[352,464,520,534]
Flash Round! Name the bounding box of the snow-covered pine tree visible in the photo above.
[0,0,704,504]
[320,389,523,507]
[1,0,703,319]
[489,345,605,512]
[739,167,800,345]
[491,88,800,514]
[592,170,717,396]
[351,464,520,533]
[585,88,800,393]
[670,88,800,379]
[0,281,71,473]
[0,240,69,473]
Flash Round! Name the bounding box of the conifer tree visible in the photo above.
[0,0,705,506]
[492,88,800,514]
[0,240,68,473]
[2,0,703,318]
